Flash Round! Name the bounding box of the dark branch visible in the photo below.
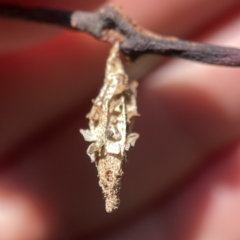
[0,4,73,28]
[1,4,240,66]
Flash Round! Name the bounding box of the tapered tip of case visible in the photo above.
[96,156,123,213]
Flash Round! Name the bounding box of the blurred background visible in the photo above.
[0,0,240,239]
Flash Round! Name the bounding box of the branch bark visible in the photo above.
[1,4,240,66]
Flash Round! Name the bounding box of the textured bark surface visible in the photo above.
[0,4,240,66]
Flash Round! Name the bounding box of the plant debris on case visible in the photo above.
[1,2,240,213]
[80,43,140,212]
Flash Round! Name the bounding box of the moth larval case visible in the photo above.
[80,42,139,212]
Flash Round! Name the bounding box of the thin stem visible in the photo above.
[0,4,74,28]
[1,4,240,66]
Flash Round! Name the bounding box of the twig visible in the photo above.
[1,4,240,66]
